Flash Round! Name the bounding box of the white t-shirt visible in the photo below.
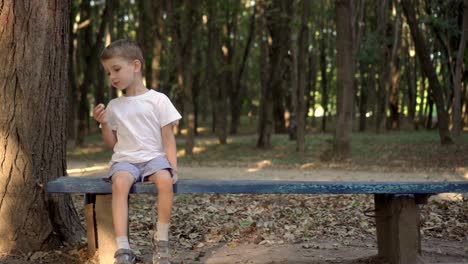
[106,89,182,163]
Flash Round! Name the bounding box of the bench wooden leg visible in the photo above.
[374,194,423,264]
[95,194,117,264]
[84,194,98,256]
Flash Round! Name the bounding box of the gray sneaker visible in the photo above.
[152,238,171,264]
[114,248,136,264]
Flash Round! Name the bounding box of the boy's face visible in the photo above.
[101,57,141,90]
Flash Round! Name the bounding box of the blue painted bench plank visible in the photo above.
[46,176,468,194]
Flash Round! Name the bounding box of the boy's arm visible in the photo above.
[100,123,117,149]
[93,104,117,149]
[161,123,178,183]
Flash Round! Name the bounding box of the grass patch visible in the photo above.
[68,130,468,171]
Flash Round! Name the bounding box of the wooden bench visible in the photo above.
[47,177,468,264]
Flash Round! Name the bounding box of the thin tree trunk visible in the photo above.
[0,0,83,252]
[334,0,355,159]
[137,0,154,88]
[334,0,357,159]
[206,1,226,144]
[166,0,197,154]
[92,0,110,107]
[150,2,164,90]
[319,18,328,132]
[295,0,310,153]
[359,64,369,132]
[401,0,453,144]
[388,3,401,129]
[68,2,78,145]
[451,0,468,139]
[375,0,390,133]
[257,1,274,148]
[406,44,418,129]
[230,4,256,135]
[307,47,317,128]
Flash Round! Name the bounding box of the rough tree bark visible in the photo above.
[0,0,83,253]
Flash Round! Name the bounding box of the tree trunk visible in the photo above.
[270,1,292,135]
[375,0,390,133]
[76,0,93,146]
[150,0,164,90]
[295,0,310,153]
[401,0,453,144]
[76,0,109,145]
[230,4,256,135]
[319,18,329,132]
[334,0,357,159]
[68,2,79,145]
[407,54,417,129]
[0,0,83,252]
[257,1,274,149]
[451,0,468,139]
[388,4,401,129]
[359,64,369,132]
[166,0,197,154]
[257,0,291,148]
[306,47,317,128]
[137,0,154,88]
[206,1,227,144]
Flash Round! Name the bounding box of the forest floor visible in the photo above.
[1,132,468,263]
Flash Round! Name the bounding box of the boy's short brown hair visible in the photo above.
[100,39,145,70]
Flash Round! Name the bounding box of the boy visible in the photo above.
[93,39,181,264]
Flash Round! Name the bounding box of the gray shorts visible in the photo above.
[106,156,173,183]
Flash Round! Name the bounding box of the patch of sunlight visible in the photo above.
[247,160,272,172]
[432,193,464,201]
[177,147,207,157]
[73,145,104,155]
[300,162,319,169]
[67,164,109,174]
[455,167,468,179]
[194,146,206,154]
[314,107,324,117]
[179,126,208,135]
[198,138,221,145]
[177,149,186,157]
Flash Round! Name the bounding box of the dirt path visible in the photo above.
[67,160,467,182]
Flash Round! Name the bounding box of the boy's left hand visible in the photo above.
[172,170,178,184]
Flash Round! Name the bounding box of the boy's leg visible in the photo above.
[147,169,174,229]
[112,171,137,264]
[148,170,173,264]
[112,171,135,246]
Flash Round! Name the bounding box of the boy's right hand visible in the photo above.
[93,103,108,124]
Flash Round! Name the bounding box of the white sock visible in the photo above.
[116,236,130,250]
[156,222,170,241]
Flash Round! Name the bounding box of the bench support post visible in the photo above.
[95,194,117,264]
[374,194,424,264]
[84,194,98,257]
